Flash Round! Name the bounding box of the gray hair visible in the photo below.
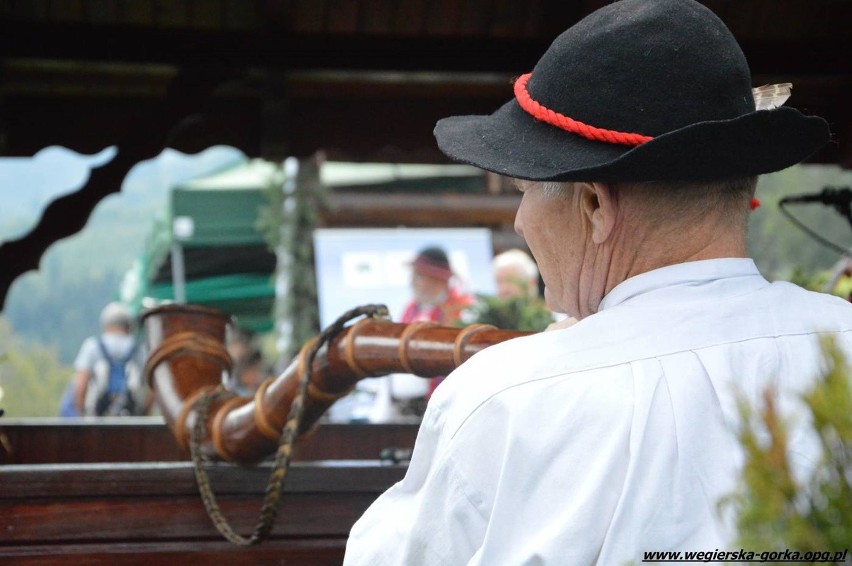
[516,177,758,227]
[541,181,571,199]
[619,177,759,227]
[513,179,570,199]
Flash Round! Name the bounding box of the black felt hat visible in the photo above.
[434,0,830,182]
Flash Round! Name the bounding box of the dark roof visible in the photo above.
[2,0,849,164]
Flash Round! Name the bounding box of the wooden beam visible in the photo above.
[0,420,420,465]
[321,192,521,227]
[0,23,548,73]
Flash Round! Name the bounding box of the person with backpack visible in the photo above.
[73,302,149,417]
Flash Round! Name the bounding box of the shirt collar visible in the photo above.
[598,258,763,311]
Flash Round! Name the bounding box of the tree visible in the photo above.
[0,317,71,417]
[724,339,851,561]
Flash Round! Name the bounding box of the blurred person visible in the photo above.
[229,348,270,396]
[226,325,254,367]
[73,302,148,416]
[366,246,477,420]
[463,248,554,331]
[401,246,475,326]
[493,248,540,300]
[58,379,81,417]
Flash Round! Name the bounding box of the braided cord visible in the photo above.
[513,73,653,146]
[190,304,391,546]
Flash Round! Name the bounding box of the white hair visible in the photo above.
[100,302,132,330]
[514,179,570,199]
[541,181,570,198]
[493,249,539,282]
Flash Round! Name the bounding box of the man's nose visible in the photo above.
[514,208,524,237]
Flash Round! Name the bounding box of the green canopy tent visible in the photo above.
[124,159,279,332]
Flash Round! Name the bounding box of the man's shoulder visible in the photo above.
[769,280,852,316]
[432,330,635,433]
[432,281,852,435]
[732,280,852,338]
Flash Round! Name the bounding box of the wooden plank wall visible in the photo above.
[0,461,406,564]
[0,419,419,464]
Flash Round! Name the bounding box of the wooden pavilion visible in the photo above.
[1,1,850,563]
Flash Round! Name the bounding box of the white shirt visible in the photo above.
[344,259,852,565]
[74,333,138,372]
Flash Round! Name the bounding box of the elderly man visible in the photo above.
[344,0,852,564]
[492,248,540,300]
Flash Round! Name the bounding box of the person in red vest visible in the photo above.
[401,246,473,325]
[400,246,474,397]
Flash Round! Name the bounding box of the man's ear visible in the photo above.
[578,182,617,245]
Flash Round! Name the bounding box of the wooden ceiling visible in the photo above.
[1,0,851,305]
[2,0,850,163]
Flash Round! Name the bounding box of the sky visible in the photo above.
[0,145,245,244]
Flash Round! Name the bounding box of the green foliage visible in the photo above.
[724,339,851,557]
[0,317,72,417]
[256,163,287,252]
[837,277,852,300]
[463,293,554,332]
[787,265,852,300]
[787,266,829,293]
[6,267,122,363]
[749,166,852,280]
[2,182,164,363]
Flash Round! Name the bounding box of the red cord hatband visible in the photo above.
[514,73,653,147]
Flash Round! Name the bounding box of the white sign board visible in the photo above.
[313,228,495,327]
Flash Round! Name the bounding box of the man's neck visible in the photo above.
[596,222,748,311]
[619,240,745,290]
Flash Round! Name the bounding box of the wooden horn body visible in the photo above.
[142,304,531,464]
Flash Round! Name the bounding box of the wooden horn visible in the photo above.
[142,304,531,464]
